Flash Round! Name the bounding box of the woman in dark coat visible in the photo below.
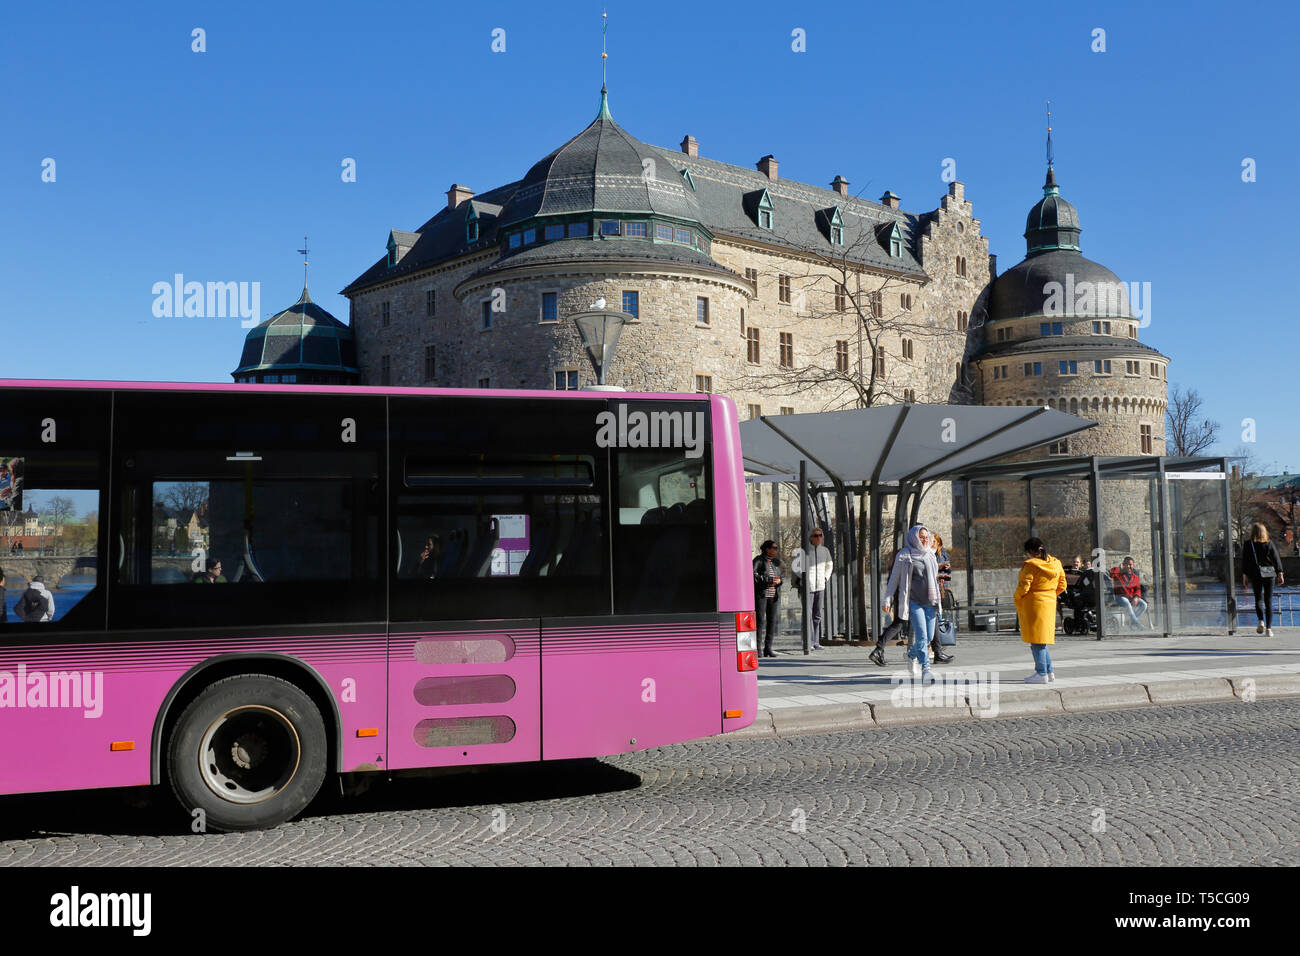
[1241,523,1285,636]
[753,540,783,657]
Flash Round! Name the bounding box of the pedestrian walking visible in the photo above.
[1240,523,1285,637]
[1014,537,1066,683]
[882,525,941,682]
[753,540,783,657]
[792,527,834,650]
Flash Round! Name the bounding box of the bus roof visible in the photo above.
[0,379,711,402]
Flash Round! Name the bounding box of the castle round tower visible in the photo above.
[972,167,1168,457]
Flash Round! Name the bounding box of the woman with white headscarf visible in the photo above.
[882,524,941,681]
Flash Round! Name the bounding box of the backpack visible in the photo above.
[18,587,48,621]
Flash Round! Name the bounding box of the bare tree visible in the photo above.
[1227,445,1284,548]
[726,216,969,412]
[48,496,74,555]
[162,482,209,522]
[1165,384,1219,456]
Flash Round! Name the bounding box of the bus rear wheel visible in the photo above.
[167,674,327,833]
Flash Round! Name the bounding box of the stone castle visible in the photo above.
[235,88,1169,463]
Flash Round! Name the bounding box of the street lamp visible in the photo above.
[571,299,635,390]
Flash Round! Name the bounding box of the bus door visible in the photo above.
[386,396,609,770]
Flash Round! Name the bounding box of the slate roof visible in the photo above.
[986,250,1135,323]
[975,334,1167,361]
[466,238,739,284]
[343,93,927,297]
[233,287,359,375]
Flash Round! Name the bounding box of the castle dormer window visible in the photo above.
[545,224,564,240]
[752,188,774,230]
[466,211,479,244]
[823,206,845,245]
[508,233,521,250]
[878,221,904,258]
[681,168,696,191]
[387,239,397,268]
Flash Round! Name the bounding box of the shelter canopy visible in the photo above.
[739,404,1095,487]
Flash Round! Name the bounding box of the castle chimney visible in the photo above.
[681,135,699,157]
[880,190,900,210]
[831,175,850,197]
[948,181,965,201]
[446,184,474,210]
[757,155,779,180]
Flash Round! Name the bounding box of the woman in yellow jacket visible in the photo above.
[1014,537,1066,684]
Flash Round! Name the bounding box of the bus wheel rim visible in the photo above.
[197,704,302,806]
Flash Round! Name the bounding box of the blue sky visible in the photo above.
[2,0,1296,469]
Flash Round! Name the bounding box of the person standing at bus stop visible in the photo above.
[1241,523,1285,636]
[792,528,833,651]
[753,540,783,657]
[1015,537,1066,683]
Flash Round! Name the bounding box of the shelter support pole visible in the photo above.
[1026,478,1035,540]
[1173,479,1187,617]
[771,479,780,546]
[842,483,857,640]
[1221,456,1236,635]
[1090,456,1105,640]
[1155,459,1172,637]
[870,481,883,644]
[908,481,924,528]
[964,479,975,630]
[799,460,810,653]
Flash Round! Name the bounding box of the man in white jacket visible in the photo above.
[792,528,834,650]
[18,574,55,622]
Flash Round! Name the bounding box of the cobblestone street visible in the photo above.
[2,698,1296,866]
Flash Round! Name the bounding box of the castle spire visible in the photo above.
[1044,101,1058,193]
[598,9,612,119]
[297,235,311,298]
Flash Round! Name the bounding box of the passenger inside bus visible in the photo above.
[193,558,226,583]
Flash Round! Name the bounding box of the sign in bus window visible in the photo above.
[0,456,23,513]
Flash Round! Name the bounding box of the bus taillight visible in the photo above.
[736,613,758,671]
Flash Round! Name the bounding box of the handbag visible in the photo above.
[936,616,957,646]
[1253,543,1276,579]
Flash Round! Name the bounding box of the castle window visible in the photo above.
[1092,320,1112,334]
[778,275,791,304]
[696,296,710,325]
[1047,440,1070,456]
[900,293,913,311]
[1040,322,1063,336]
[835,283,847,312]
[381,301,390,328]
[1023,362,1042,377]
[387,240,397,268]
[1094,359,1112,374]
[902,388,916,403]
[675,227,691,244]
[478,377,490,389]
[747,404,762,420]
[779,332,794,368]
[1126,360,1141,375]
[656,223,673,240]
[265,374,279,384]
[996,327,1008,343]
[568,222,589,238]
[600,220,621,236]
[831,225,843,245]
[955,255,967,277]
[746,328,760,364]
[874,348,886,376]
[780,406,794,416]
[1141,424,1153,454]
[745,267,759,290]
[901,338,914,360]
[426,289,436,317]
[622,291,639,318]
[467,220,479,243]
[523,228,537,245]
[740,308,745,335]
[1149,362,1159,377]
[508,233,522,249]
[380,355,391,385]
[1058,360,1078,375]
[545,224,565,241]
[624,221,648,238]
[424,345,436,381]
[540,291,558,323]
[871,293,883,318]
[993,365,1007,380]
[481,300,493,330]
[1129,325,1137,338]
[554,370,579,391]
[836,340,849,373]
[695,374,712,393]
[956,310,968,331]
[759,209,772,230]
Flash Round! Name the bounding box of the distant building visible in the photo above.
[233,285,359,385]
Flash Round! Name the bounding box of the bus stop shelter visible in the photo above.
[953,454,1235,638]
[740,404,1097,649]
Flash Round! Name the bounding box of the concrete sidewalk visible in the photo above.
[738,627,1300,737]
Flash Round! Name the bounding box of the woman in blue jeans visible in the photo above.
[883,525,941,682]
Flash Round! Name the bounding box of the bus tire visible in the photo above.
[167,673,328,833]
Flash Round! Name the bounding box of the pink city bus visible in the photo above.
[0,381,757,831]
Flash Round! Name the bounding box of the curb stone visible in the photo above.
[770,703,872,735]
[972,691,1065,719]
[1058,683,1152,713]
[1229,674,1300,699]
[869,701,972,727]
[1145,679,1235,704]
